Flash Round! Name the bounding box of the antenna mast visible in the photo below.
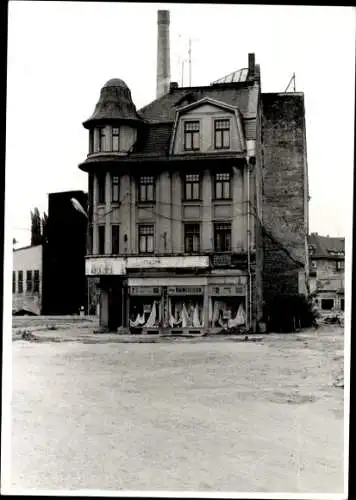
[285,72,296,92]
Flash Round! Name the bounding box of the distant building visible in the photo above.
[12,244,43,315]
[309,233,345,313]
[78,12,309,333]
[42,190,89,315]
[12,190,94,316]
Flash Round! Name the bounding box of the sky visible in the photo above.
[5,2,355,247]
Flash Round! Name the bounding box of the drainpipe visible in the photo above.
[246,160,252,330]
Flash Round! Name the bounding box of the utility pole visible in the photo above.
[188,38,192,86]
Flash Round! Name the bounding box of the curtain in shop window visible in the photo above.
[228,303,245,328]
[193,303,202,327]
[143,301,157,328]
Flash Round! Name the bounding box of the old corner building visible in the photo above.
[78,10,309,333]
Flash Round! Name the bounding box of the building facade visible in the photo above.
[309,233,345,314]
[12,244,43,315]
[79,11,309,333]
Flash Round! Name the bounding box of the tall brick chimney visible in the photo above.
[156,10,171,99]
[248,53,255,78]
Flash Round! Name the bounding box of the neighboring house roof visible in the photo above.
[309,233,345,259]
[131,122,173,156]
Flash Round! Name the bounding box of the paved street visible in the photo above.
[9,326,345,493]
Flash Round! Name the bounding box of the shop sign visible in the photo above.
[129,286,162,296]
[209,285,246,296]
[127,256,209,269]
[167,286,204,296]
[85,257,126,276]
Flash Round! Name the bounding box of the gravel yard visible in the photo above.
[9,326,345,494]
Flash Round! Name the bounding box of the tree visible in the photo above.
[31,208,42,246]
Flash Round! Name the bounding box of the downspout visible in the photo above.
[247,159,252,331]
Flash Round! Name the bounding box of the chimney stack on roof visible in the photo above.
[248,53,255,77]
[156,10,171,99]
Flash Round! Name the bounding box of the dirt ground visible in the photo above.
[8,325,345,494]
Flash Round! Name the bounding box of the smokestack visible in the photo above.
[248,53,255,77]
[156,10,171,99]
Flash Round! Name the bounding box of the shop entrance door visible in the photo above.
[108,282,123,331]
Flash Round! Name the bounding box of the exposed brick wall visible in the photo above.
[261,93,308,305]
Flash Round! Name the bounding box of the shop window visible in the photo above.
[341,299,345,311]
[139,176,155,202]
[18,271,23,293]
[184,223,200,253]
[112,175,120,202]
[321,298,334,310]
[112,127,120,152]
[33,270,40,293]
[138,224,154,254]
[184,121,200,151]
[214,119,230,150]
[12,271,16,294]
[184,174,200,200]
[112,224,120,254]
[214,222,232,252]
[214,172,231,199]
[26,270,32,292]
[97,172,106,204]
[98,225,106,255]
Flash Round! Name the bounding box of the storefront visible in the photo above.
[167,285,205,329]
[129,286,162,331]
[208,283,246,329]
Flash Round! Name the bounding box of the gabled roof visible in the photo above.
[175,96,239,114]
[309,233,345,258]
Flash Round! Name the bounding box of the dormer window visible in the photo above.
[112,127,120,152]
[184,121,200,151]
[214,119,230,149]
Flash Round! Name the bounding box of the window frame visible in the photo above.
[112,174,120,203]
[33,270,40,294]
[184,223,201,253]
[214,222,232,252]
[89,129,94,154]
[183,173,201,201]
[26,270,33,293]
[12,271,16,294]
[17,270,23,293]
[214,119,231,150]
[97,173,106,204]
[99,127,106,152]
[98,225,106,255]
[183,120,200,151]
[138,224,154,254]
[138,176,155,203]
[112,127,120,152]
[111,224,120,255]
[214,172,231,200]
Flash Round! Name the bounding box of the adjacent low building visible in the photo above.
[12,244,43,315]
[309,233,345,314]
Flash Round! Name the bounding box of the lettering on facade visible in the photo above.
[129,286,162,296]
[167,286,204,296]
[209,285,246,296]
[90,263,113,275]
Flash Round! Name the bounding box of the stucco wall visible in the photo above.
[13,245,43,314]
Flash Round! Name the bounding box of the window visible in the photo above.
[99,127,106,152]
[112,175,120,202]
[112,127,120,152]
[33,270,40,293]
[184,224,200,253]
[98,225,106,255]
[184,174,200,200]
[215,172,231,199]
[214,119,230,149]
[336,260,344,271]
[12,271,16,294]
[138,224,154,254]
[87,224,93,255]
[97,173,106,204]
[321,298,334,310]
[341,299,345,311]
[214,222,232,252]
[184,121,200,151]
[139,176,155,202]
[26,270,32,292]
[89,129,94,154]
[18,271,23,293]
[112,225,120,254]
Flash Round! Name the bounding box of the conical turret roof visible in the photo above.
[83,79,144,129]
